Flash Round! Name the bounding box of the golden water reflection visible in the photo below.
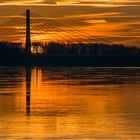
[0,67,140,139]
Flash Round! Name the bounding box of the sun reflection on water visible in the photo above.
[0,67,140,139]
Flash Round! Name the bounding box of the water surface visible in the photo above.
[0,67,140,139]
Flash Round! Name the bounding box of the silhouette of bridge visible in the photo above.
[0,9,113,56]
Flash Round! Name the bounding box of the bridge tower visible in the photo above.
[26,9,31,56]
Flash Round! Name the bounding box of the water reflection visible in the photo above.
[0,67,140,139]
[26,67,31,116]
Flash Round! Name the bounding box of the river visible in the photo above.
[0,67,140,139]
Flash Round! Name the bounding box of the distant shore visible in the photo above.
[0,55,139,67]
[0,41,140,66]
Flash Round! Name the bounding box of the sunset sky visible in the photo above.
[0,0,140,46]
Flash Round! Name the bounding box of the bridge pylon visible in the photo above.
[26,9,31,57]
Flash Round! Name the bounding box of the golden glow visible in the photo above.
[0,67,140,138]
[0,0,140,46]
[20,67,140,138]
[0,0,140,6]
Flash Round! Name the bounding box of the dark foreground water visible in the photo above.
[0,67,140,139]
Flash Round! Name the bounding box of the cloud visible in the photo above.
[0,0,140,7]
[0,0,45,5]
[0,0,140,46]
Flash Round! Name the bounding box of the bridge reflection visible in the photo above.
[26,67,31,116]
[25,67,42,116]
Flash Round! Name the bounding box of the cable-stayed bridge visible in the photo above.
[0,9,113,55]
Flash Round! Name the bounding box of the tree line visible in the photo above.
[0,41,140,56]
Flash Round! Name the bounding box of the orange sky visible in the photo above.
[0,0,140,46]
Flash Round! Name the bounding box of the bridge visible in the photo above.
[0,9,113,56]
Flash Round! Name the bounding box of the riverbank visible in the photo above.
[0,55,139,67]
